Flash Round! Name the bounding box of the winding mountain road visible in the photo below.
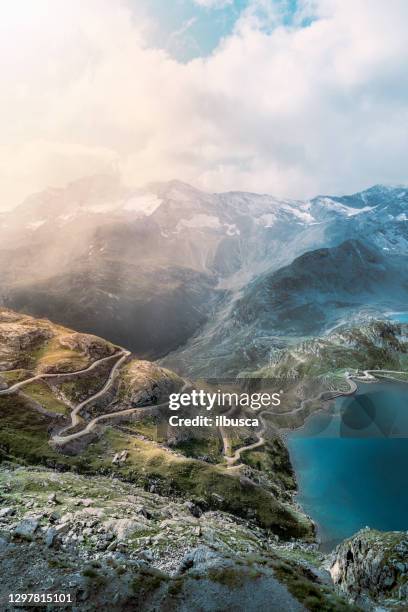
[51,395,179,445]
[54,349,131,440]
[1,348,131,445]
[222,375,358,467]
[225,428,266,467]
[221,368,408,467]
[1,345,192,447]
[53,380,192,445]
[0,351,122,396]
[2,351,406,460]
[358,369,408,381]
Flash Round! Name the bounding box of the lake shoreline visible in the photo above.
[284,376,408,550]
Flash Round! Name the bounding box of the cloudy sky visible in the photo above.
[1,0,408,209]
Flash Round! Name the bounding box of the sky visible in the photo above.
[1,0,408,210]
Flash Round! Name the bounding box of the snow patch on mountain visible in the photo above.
[287,207,315,223]
[176,214,222,232]
[257,213,277,227]
[346,205,377,216]
[317,197,377,217]
[122,193,162,216]
[175,214,240,236]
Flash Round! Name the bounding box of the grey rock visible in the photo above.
[14,518,39,540]
[184,501,202,518]
[112,450,128,465]
[179,546,222,572]
[210,493,224,505]
[0,536,9,551]
[382,575,395,587]
[139,507,153,520]
[45,528,58,548]
[141,549,153,561]
[0,507,15,517]
[329,529,408,606]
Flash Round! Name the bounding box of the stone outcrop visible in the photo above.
[58,332,116,360]
[328,528,408,609]
[118,360,184,407]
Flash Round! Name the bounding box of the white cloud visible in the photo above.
[1,0,408,209]
[193,0,233,8]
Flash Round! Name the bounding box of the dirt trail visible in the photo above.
[221,369,408,468]
[53,380,191,446]
[3,353,404,460]
[0,352,121,396]
[55,350,131,439]
[2,344,191,447]
[221,375,358,467]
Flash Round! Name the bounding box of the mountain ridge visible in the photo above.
[2,175,408,371]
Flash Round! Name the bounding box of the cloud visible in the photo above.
[0,141,119,211]
[1,0,408,209]
[193,0,234,8]
[167,17,201,58]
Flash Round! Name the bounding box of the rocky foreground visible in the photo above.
[0,463,351,612]
[1,464,408,611]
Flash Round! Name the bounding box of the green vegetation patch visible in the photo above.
[22,381,69,415]
[131,567,168,598]
[29,338,90,373]
[118,416,160,441]
[0,394,312,540]
[242,436,296,492]
[1,369,32,384]
[56,372,107,402]
[172,435,223,463]
[207,565,247,588]
[0,394,69,466]
[80,429,313,538]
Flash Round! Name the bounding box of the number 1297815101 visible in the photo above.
[8,593,74,604]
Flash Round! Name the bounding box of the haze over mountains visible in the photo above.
[235,239,408,336]
[1,175,408,375]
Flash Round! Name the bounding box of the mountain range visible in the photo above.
[1,175,408,375]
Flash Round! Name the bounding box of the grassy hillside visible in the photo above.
[0,308,313,540]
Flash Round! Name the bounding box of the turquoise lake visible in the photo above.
[389,312,408,323]
[287,383,408,550]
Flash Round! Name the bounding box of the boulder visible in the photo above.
[328,528,408,607]
[14,518,39,540]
